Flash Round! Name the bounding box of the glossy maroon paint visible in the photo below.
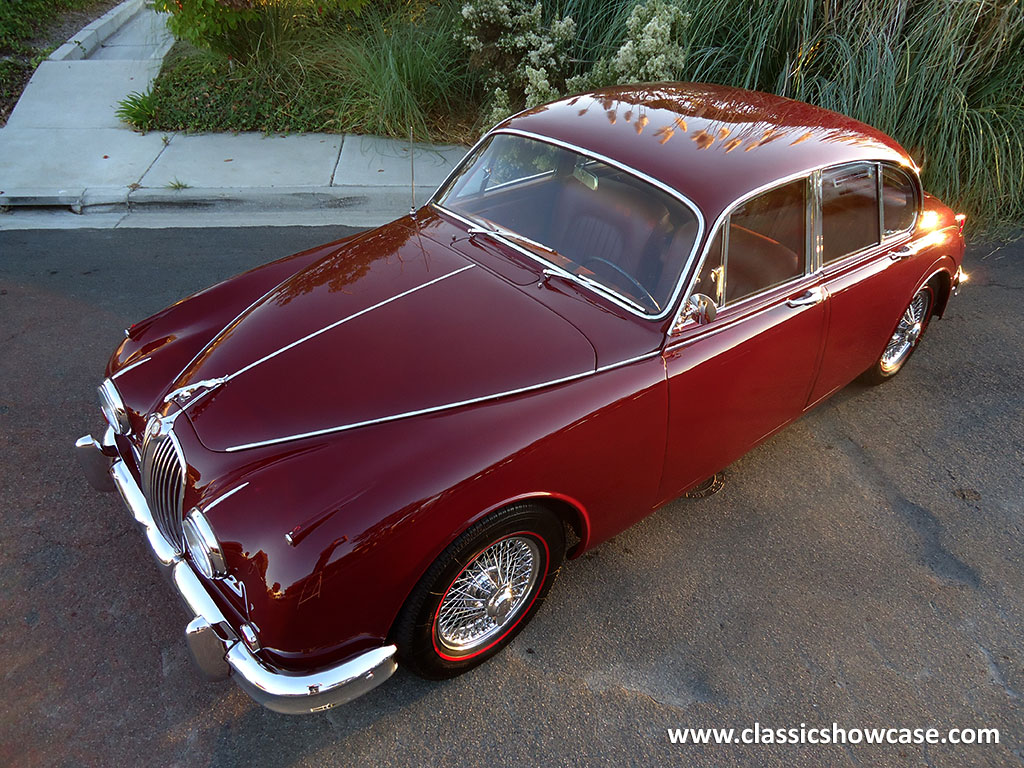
[101,84,965,674]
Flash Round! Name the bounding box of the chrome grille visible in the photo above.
[140,418,186,553]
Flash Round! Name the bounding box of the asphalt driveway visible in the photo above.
[0,226,1021,767]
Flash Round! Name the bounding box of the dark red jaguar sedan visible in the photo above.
[76,83,966,714]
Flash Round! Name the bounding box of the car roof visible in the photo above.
[498,82,914,224]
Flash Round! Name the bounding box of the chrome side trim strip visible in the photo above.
[170,274,298,394]
[176,264,476,409]
[111,356,151,379]
[432,127,706,323]
[225,350,662,452]
[223,264,476,383]
[202,482,250,512]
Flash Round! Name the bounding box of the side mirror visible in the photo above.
[682,293,718,325]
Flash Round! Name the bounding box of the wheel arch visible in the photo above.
[920,261,955,319]
[386,491,590,643]
[457,491,591,559]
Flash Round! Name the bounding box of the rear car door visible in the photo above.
[806,162,923,404]
[658,176,827,502]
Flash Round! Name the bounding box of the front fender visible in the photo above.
[191,355,667,671]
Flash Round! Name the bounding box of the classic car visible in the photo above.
[76,83,966,714]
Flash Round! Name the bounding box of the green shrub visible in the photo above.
[153,0,368,59]
[133,2,479,141]
[1,0,103,53]
[152,0,257,56]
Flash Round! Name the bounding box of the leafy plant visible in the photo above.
[116,88,159,131]
[460,0,576,124]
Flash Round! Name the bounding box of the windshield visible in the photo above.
[434,133,701,316]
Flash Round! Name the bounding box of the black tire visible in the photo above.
[392,502,565,680]
[860,283,935,385]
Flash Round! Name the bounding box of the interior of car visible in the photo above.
[438,136,699,314]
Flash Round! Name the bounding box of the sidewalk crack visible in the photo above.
[128,132,174,207]
[330,134,345,186]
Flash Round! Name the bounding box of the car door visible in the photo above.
[806,162,924,404]
[658,176,827,503]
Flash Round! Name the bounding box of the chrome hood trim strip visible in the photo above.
[171,264,476,408]
[111,355,152,379]
[223,350,661,452]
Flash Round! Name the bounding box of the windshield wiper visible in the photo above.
[467,225,562,260]
[542,268,647,313]
[465,221,648,314]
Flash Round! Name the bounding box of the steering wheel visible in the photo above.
[581,257,659,312]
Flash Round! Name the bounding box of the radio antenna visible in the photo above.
[409,125,416,218]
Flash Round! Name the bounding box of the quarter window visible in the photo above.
[692,228,724,305]
[882,165,917,235]
[821,163,880,263]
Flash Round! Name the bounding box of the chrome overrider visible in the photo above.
[74,425,397,715]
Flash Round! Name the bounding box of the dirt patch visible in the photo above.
[1,0,123,126]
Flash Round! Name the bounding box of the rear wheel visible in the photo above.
[393,503,565,679]
[861,284,934,384]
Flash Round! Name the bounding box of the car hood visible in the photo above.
[169,222,597,452]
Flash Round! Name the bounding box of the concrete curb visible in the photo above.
[49,0,146,61]
[1,185,440,217]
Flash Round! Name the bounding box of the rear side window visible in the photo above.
[882,165,917,235]
[821,164,879,263]
[725,178,806,304]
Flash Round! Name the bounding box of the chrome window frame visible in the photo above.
[671,158,923,335]
[816,160,922,272]
[818,161,883,267]
[684,174,813,316]
[430,128,706,322]
[879,161,921,239]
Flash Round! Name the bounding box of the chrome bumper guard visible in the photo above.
[75,428,398,715]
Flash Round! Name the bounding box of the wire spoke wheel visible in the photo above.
[435,535,541,654]
[394,503,564,679]
[880,289,931,373]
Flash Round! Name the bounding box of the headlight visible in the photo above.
[183,509,228,579]
[98,378,131,435]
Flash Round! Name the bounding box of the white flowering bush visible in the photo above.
[460,0,576,124]
[583,0,691,88]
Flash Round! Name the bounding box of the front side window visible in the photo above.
[435,133,701,315]
[724,178,806,304]
[882,164,917,235]
[821,163,880,263]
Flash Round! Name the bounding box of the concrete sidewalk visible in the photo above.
[0,0,467,230]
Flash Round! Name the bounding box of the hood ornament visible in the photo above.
[163,377,228,405]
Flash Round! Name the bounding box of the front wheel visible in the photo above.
[393,503,565,679]
[861,284,934,384]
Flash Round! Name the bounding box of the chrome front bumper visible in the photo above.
[75,427,398,715]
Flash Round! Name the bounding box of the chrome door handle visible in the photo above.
[786,287,824,308]
[890,244,914,260]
